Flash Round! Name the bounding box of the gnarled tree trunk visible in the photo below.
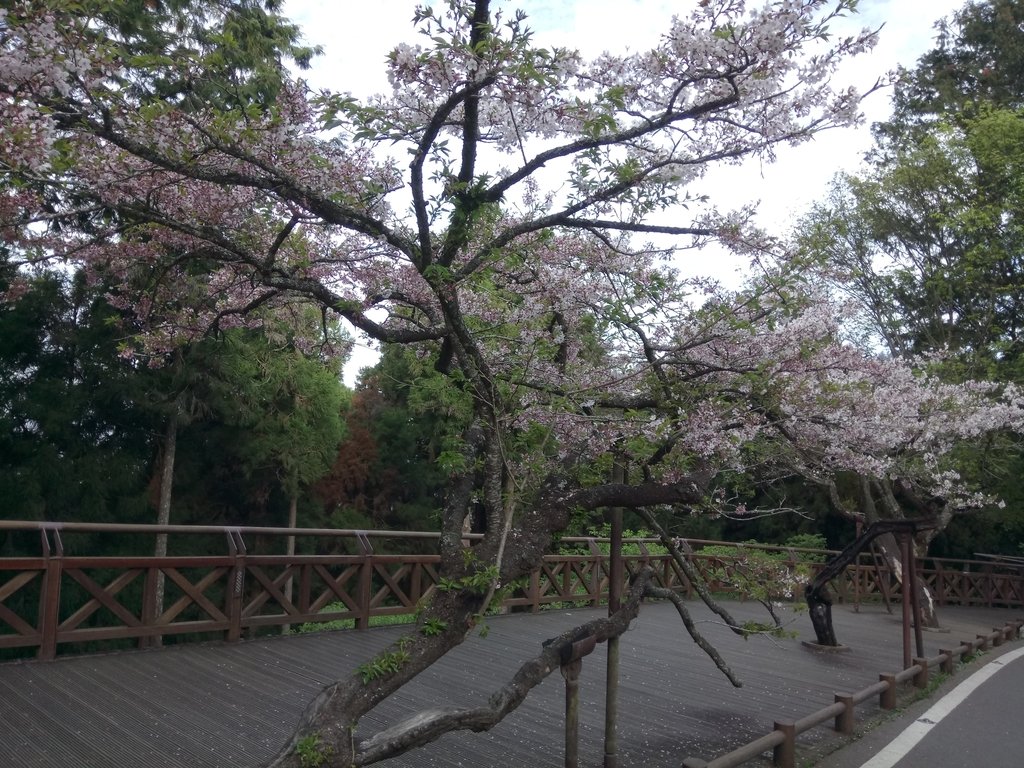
[825,476,946,629]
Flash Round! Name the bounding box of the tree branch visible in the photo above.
[353,567,654,765]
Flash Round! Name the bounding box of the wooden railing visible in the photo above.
[1,522,1022,660]
[682,621,1024,768]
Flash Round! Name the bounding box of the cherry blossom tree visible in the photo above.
[794,0,1024,624]
[3,1,1024,765]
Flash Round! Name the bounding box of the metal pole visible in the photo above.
[604,463,624,768]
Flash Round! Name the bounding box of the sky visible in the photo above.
[281,0,968,383]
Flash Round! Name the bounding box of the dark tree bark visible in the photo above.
[805,583,838,646]
[805,519,925,646]
[823,476,946,630]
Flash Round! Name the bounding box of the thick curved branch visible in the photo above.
[559,219,717,237]
[566,476,712,511]
[52,106,418,260]
[409,72,498,267]
[456,0,490,189]
[114,203,447,345]
[263,213,300,270]
[353,568,654,765]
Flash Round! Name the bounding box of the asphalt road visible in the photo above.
[814,643,1024,768]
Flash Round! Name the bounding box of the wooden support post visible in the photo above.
[355,532,373,631]
[907,537,924,660]
[900,534,912,670]
[562,659,583,768]
[299,563,311,616]
[992,628,1004,647]
[961,641,975,663]
[853,520,862,613]
[976,633,989,651]
[604,472,623,768]
[834,693,855,735]
[939,650,954,675]
[529,570,541,613]
[879,674,897,710]
[139,565,158,650]
[913,658,929,689]
[773,721,796,768]
[588,539,603,608]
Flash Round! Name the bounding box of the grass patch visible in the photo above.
[293,603,416,634]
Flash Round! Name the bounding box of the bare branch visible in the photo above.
[645,585,741,687]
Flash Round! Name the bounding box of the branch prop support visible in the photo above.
[559,633,597,768]
[805,519,935,651]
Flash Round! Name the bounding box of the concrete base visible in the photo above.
[801,640,852,652]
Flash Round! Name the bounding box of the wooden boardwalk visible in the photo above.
[0,601,1019,767]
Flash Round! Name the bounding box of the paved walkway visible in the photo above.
[0,601,1019,767]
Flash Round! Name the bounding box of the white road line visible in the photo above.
[859,644,1024,768]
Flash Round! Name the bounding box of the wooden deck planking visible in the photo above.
[0,601,1019,767]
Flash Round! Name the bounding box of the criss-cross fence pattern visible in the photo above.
[0,521,1022,660]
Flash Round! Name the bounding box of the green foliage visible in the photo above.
[782,533,828,559]
[82,0,321,111]
[293,603,416,634]
[295,734,334,768]
[314,345,464,534]
[357,647,411,683]
[420,617,448,637]
[877,0,1024,152]
[558,525,668,556]
[437,564,500,595]
[205,329,349,498]
[0,268,158,525]
[0,262,353,545]
[738,620,797,640]
[795,2,1024,554]
[698,537,822,605]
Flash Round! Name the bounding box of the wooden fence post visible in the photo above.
[913,658,929,689]
[961,640,976,662]
[355,532,373,630]
[588,538,603,608]
[879,674,897,710]
[140,565,158,650]
[834,693,855,735]
[37,528,63,661]
[939,650,955,675]
[225,529,246,643]
[562,659,583,768]
[773,721,796,768]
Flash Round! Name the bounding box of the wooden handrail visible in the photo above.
[684,620,1024,768]
[2,522,1023,661]
[0,520,452,539]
